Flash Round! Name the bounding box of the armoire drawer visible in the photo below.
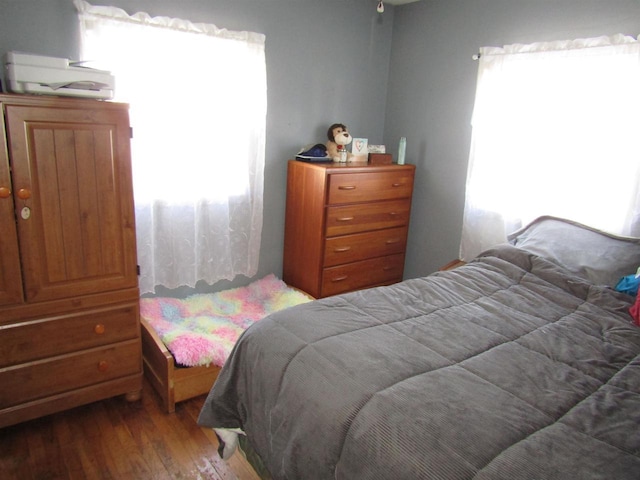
[324,227,408,267]
[326,199,411,237]
[0,303,139,367]
[328,171,414,204]
[0,339,141,408]
[321,253,405,297]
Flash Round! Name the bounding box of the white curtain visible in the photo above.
[75,0,267,294]
[460,34,640,261]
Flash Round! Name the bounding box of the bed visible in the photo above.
[139,275,313,413]
[197,216,640,479]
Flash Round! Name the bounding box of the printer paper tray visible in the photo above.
[9,81,114,99]
[5,61,114,99]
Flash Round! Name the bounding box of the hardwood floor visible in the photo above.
[0,378,260,480]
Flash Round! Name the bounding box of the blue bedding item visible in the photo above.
[616,273,640,296]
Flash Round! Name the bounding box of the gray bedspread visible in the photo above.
[198,245,640,479]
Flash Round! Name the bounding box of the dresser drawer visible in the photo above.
[321,253,405,297]
[0,339,141,408]
[326,199,411,237]
[328,170,414,205]
[324,227,408,267]
[0,303,139,367]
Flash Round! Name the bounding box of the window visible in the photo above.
[460,34,640,260]
[75,0,267,294]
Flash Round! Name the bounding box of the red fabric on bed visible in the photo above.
[630,291,640,326]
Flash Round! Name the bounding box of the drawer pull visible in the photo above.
[383,266,395,271]
[333,246,352,252]
[338,185,356,190]
[331,275,349,282]
[337,216,355,222]
[17,188,31,200]
[389,212,399,217]
[97,360,109,372]
[385,239,400,245]
[94,324,106,335]
[0,186,11,198]
[392,183,403,187]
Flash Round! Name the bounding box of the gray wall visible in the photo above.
[386,0,640,279]
[0,0,394,295]
[2,0,639,294]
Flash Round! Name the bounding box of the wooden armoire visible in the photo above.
[0,94,142,428]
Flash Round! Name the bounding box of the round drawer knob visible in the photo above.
[0,186,11,198]
[97,360,109,372]
[17,188,31,200]
[94,324,105,335]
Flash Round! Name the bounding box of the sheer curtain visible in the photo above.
[460,34,640,261]
[75,0,267,294]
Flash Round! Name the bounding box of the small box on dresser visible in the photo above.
[283,160,415,298]
[368,153,393,165]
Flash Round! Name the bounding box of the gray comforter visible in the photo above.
[198,245,640,479]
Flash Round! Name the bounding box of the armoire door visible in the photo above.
[0,111,24,307]
[4,100,138,303]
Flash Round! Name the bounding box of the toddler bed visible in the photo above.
[139,274,312,413]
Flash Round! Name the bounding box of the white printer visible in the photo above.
[3,52,115,100]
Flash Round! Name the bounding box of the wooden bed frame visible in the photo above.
[140,318,221,413]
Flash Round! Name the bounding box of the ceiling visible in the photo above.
[385,0,422,5]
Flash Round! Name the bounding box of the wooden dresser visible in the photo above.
[283,160,415,298]
[0,94,142,428]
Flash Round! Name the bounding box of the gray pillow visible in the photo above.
[507,216,640,287]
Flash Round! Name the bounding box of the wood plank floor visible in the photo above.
[0,379,260,480]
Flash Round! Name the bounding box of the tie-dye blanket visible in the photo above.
[140,274,312,367]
